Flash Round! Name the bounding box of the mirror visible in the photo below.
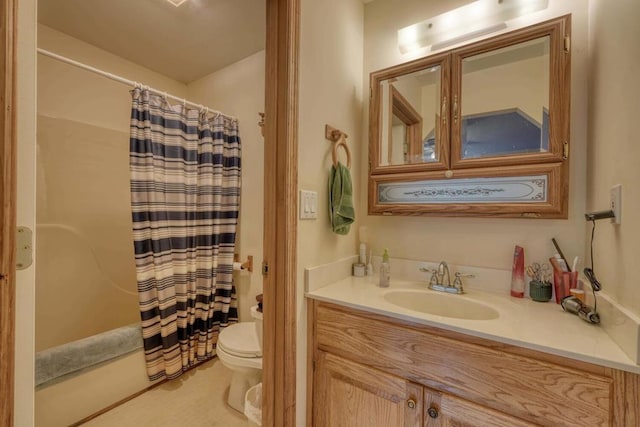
[369,16,571,218]
[460,36,550,159]
[380,65,442,166]
[370,53,450,174]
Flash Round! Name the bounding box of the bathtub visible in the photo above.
[35,223,140,351]
[35,347,156,426]
[35,224,152,425]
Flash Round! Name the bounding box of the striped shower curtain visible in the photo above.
[129,87,240,380]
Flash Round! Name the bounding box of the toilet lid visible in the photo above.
[218,322,262,358]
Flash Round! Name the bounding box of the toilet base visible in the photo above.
[227,369,262,413]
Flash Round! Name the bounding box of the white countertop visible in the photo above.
[306,276,640,374]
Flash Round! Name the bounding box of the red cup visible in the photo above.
[569,271,578,289]
[562,272,572,301]
[553,268,563,303]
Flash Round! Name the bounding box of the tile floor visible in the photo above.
[83,358,249,426]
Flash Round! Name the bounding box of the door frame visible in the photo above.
[0,0,18,425]
[263,0,299,425]
[0,0,300,425]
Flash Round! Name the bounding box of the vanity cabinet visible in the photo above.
[314,351,422,426]
[423,388,537,427]
[314,350,534,427]
[308,300,640,426]
[368,16,571,218]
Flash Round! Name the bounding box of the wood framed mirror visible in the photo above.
[368,15,571,218]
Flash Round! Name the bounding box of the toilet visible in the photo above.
[217,305,263,413]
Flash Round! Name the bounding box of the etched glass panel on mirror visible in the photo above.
[379,64,441,166]
[460,36,550,159]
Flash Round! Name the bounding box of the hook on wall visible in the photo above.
[258,112,265,137]
[325,124,351,168]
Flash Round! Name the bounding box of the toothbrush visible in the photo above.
[366,249,374,277]
[551,238,571,272]
[555,254,569,272]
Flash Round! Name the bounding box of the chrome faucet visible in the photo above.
[419,262,474,294]
[437,261,451,288]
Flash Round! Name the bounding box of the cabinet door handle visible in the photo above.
[441,96,447,126]
[427,407,439,418]
[407,399,416,409]
[453,95,458,124]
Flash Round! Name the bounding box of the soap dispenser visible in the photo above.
[379,249,390,288]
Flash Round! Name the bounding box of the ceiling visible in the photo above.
[38,0,266,83]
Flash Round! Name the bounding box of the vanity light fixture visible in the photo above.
[397,0,549,54]
[166,0,188,6]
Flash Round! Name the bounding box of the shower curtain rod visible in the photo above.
[37,48,234,119]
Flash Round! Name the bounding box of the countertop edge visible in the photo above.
[306,291,640,375]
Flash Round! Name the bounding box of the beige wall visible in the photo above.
[463,55,549,123]
[15,1,38,425]
[421,81,438,142]
[297,0,364,424]
[34,25,191,423]
[587,0,640,316]
[35,25,188,350]
[361,0,589,275]
[35,118,140,351]
[37,25,188,132]
[187,51,266,323]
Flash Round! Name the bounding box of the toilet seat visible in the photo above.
[216,345,263,370]
[218,322,262,358]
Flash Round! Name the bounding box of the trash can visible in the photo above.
[244,382,262,426]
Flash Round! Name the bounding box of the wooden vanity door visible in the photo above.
[423,388,536,427]
[314,351,423,426]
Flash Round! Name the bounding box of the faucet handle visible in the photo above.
[419,267,439,287]
[453,272,475,290]
[454,272,475,278]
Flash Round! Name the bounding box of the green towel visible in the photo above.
[329,162,355,235]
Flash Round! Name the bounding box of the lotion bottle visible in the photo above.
[379,248,390,288]
[510,245,525,298]
[359,242,367,264]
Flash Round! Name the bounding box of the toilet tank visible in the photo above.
[250,305,263,351]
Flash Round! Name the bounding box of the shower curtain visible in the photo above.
[129,87,240,380]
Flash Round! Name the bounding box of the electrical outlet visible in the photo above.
[610,184,622,224]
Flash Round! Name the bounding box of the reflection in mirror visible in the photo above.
[461,36,550,159]
[380,65,441,166]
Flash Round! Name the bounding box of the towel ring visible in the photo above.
[332,136,351,169]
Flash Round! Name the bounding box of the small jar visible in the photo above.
[529,280,552,302]
[352,263,366,277]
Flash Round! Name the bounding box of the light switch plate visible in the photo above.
[300,190,318,219]
[610,184,622,224]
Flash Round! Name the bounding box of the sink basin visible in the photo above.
[383,290,499,320]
